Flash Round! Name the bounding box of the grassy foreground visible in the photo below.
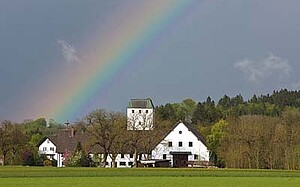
[0,167,300,187]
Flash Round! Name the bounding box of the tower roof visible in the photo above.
[128,98,154,109]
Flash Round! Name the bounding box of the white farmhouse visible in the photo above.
[38,127,82,167]
[38,138,58,163]
[127,98,154,130]
[151,121,210,167]
[38,128,137,168]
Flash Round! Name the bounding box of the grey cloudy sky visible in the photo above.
[1,0,300,122]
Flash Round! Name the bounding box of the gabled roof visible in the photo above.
[37,136,57,147]
[183,121,208,147]
[55,129,85,153]
[157,120,207,147]
[42,128,103,153]
[128,98,154,109]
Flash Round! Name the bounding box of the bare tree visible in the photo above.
[86,109,126,167]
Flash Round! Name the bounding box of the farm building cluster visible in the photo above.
[38,99,210,168]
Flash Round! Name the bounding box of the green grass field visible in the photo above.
[0,167,299,187]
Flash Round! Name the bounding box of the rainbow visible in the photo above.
[25,0,195,122]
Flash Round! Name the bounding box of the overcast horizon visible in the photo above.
[1,0,300,122]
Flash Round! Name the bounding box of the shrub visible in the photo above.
[43,159,52,166]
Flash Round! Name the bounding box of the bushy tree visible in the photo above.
[66,142,91,167]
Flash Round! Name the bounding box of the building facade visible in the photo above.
[151,121,210,167]
[127,98,154,130]
[38,138,57,161]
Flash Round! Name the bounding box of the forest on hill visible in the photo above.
[155,89,300,169]
[1,89,300,169]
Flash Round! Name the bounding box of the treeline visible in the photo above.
[1,89,300,169]
[155,89,300,169]
[156,89,300,124]
[0,119,64,166]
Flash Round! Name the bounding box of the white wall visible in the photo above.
[57,153,64,167]
[106,154,135,168]
[127,108,154,130]
[38,138,58,161]
[152,122,209,167]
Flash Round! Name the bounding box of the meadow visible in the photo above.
[0,167,300,187]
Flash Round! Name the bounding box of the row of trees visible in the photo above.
[155,89,300,169]
[1,89,300,169]
[210,109,300,169]
[0,118,63,166]
[156,89,300,126]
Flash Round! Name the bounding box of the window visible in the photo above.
[119,162,126,166]
[189,142,193,147]
[146,110,148,113]
[43,147,47,151]
[139,121,142,126]
[47,139,50,143]
[105,162,109,166]
[194,154,198,160]
[179,130,182,134]
[50,147,54,151]
[178,142,182,147]
[139,110,142,113]
[132,110,134,113]
[168,142,172,147]
[129,154,133,158]
[163,154,167,159]
[128,162,133,166]
[121,154,125,158]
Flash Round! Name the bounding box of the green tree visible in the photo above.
[66,142,91,167]
[192,102,205,125]
[180,98,197,122]
[206,119,228,167]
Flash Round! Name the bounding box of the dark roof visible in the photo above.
[44,128,136,154]
[157,121,208,147]
[128,98,154,109]
[45,128,103,153]
[183,121,208,147]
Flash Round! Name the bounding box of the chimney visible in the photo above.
[71,127,75,138]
